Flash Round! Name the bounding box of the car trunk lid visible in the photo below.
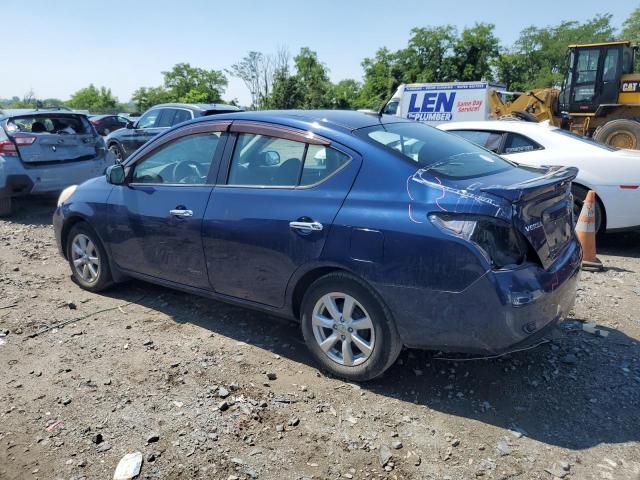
[7,114,99,164]
[480,166,578,269]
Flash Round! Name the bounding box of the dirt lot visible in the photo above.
[1,197,639,480]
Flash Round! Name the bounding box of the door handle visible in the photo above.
[169,209,193,217]
[289,220,323,231]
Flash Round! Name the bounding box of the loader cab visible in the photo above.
[558,42,636,114]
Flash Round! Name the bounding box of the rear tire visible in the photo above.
[300,272,402,381]
[0,197,12,217]
[572,185,605,235]
[593,119,640,150]
[66,223,113,292]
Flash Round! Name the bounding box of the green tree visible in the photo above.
[329,79,362,109]
[622,7,640,42]
[265,67,304,109]
[67,84,118,112]
[294,48,332,109]
[162,63,227,103]
[398,26,457,83]
[131,86,175,112]
[497,15,615,90]
[452,23,500,81]
[359,47,403,109]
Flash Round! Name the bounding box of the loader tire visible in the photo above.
[593,119,640,150]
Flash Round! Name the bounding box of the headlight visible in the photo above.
[429,213,527,268]
[57,185,77,206]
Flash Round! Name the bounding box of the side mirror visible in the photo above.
[106,164,126,185]
[126,121,135,129]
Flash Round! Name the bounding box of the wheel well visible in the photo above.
[572,182,607,231]
[291,267,344,320]
[60,216,88,258]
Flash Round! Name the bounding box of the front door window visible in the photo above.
[136,109,161,129]
[132,132,221,184]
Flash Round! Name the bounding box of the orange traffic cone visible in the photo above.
[575,190,604,271]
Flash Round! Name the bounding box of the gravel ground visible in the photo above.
[1,197,639,480]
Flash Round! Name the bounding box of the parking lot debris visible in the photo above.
[146,433,160,444]
[113,452,143,480]
[582,322,610,337]
[496,440,512,456]
[27,296,145,339]
[544,463,569,478]
[266,372,277,381]
[378,445,393,466]
[45,419,63,431]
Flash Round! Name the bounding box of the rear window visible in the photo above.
[551,128,618,151]
[5,114,91,135]
[356,122,515,179]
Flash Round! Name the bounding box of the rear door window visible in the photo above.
[227,133,350,187]
[172,109,192,125]
[450,130,503,153]
[228,134,306,187]
[155,109,176,128]
[300,145,350,186]
[502,133,542,154]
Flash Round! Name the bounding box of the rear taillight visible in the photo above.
[13,134,37,146]
[90,120,99,125]
[0,140,17,155]
[429,213,526,268]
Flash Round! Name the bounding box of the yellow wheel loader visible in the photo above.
[491,41,640,149]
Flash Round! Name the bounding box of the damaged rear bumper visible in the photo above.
[375,238,582,354]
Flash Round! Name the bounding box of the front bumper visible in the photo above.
[375,238,582,354]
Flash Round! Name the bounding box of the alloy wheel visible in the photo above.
[71,233,100,284]
[311,292,375,367]
[109,145,122,162]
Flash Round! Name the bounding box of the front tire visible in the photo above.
[66,223,112,292]
[301,272,402,381]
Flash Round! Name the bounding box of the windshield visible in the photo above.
[551,128,618,151]
[356,122,515,179]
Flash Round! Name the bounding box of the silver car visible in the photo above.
[0,109,111,216]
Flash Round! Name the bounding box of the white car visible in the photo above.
[438,121,640,233]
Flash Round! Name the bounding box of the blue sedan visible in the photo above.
[53,110,582,381]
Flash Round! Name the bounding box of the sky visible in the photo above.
[0,0,635,106]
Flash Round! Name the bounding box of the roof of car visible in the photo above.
[0,108,88,119]
[186,110,405,132]
[149,103,242,112]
